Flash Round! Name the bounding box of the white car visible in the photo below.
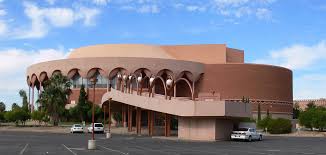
[70,124,84,133]
[231,127,262,142]
[87,123,104,133]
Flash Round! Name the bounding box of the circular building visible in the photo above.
[26,44,293,141]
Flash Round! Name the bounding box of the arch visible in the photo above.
[86,68,106,79]
[108,67,128,80]
[39,72,48,83]
[134,68,151,77]
[177,71,194,82]
[173,78,193,100]
[26,76,31,86]
[31,74,38,86]
[150,76,167,99]
[67,68,80,79]
[157,69,174,79]
[139,76,150,95]
[51,70,62,77]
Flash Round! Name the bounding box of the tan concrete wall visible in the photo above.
[200,64,293,102]
[178,117,216,141]
[226,48,244,63]
[101,89,252,117]
[161,44,228,64]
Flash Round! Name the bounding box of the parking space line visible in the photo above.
[19,143,29,155]
[98,145,129,155]
[62,144,77,155]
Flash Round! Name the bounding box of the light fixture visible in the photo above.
[150,76,155,85]
[137,76,142,83]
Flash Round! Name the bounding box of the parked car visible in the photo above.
[70,124,84,133]
[231,127,262,142]
[87,123,104,133]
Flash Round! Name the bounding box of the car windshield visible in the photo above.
[74,124,81,127]
[237,128,249,131]
[95,124,103,127]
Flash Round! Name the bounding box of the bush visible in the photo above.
[257,116,272,130]
[267,118,292,134]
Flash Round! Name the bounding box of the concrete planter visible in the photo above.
[88,140,96,150]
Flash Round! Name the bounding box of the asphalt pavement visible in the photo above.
[0,131,325,155]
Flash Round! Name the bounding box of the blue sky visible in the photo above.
[0,0,325,109]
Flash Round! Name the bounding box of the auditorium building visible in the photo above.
[26,44,293,141]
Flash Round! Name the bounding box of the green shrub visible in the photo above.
[257,116,272,130]
[267,118,292,134]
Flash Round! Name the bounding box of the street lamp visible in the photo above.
[106,98,112,139]
[88,77,97,150]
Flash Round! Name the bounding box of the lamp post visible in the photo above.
[106,98,112,139]
[88,77,97,150]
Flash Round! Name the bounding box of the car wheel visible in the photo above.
[248,136,252,142]
[259,135,263,141]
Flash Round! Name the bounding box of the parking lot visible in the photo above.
[0,131,325,155]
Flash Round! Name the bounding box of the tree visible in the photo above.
[0,102,5,112]
[31,110,46,125]
[38,73,71,126]
[4,106,30,126]
[293,102,301,119]
[306,101,316,110]
[19,89,29,112]
[299,108,313,130]
[76,84,91,122]
[11,103,19,111]
[257,103,261,121]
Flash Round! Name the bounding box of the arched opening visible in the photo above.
[87,68,107,88]
[70,72,82,88]
[175,76,192,99]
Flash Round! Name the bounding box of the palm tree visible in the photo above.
[38,73,71,126]
[19,90,29,112]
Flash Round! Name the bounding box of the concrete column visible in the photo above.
[147,110,151,136]
[108,101,111,133]
[164,114,171,137]
[174,85,176,97]
[123,105,127,127]
[128,106,132,132]
[151,111,154,136]
[28,86,31,110]
[31,85,34,112]
[136,107,141,135]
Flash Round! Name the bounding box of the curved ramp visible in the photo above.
[101,89,251,118]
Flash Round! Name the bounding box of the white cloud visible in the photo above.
[294,74,326,99]
[8,2,101,39]
[46,0,56,5]
[120,4,160,14]
[0,48,67,93]
[0,20,6,35]
[253,41,326,99]
[256,8,271,20]
[211,0,275,19]
[75,6,101,26]
[186,5,206,12]
[254,41,326,70]
[92,0,111,6]
[0,9,6,16]
[137,5,160,13]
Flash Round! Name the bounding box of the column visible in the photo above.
[123,105,127,127]
[28,86,31,110]
[164,114,171,137]
[148,110,154,136]
[147,110,151,136]
[128,106,132,132]
[136,107,141,135]
[108,101,112,133]
[31,85,34,112]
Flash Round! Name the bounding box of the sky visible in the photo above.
[0,0,325,109]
